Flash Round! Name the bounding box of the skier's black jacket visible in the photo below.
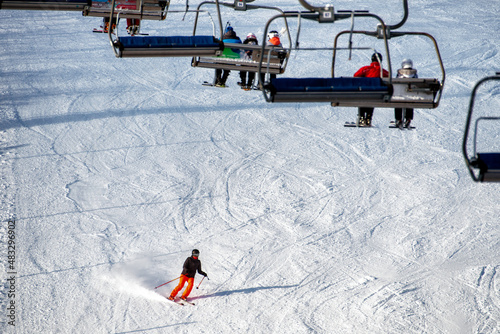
[181,256,207,278]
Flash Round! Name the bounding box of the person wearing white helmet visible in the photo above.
[394,58,418,128]
[265,30,285,81]
[266,30,281,47]
[239,33,259,90]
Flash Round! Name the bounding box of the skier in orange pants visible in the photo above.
[169,249,207,302]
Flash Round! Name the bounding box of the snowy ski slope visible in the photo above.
[1,0,499,333]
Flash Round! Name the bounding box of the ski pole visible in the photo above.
[196,276,209,289]
[154,276,180,289]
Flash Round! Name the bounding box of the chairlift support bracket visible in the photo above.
[462,73,500,182]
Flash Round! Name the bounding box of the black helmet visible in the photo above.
[192,249,200,257]
[371,52,383,63]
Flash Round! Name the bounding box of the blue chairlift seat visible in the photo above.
[115,35,224,58]
[267,77,391,103]
[471,153,500,182]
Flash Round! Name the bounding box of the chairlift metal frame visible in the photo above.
[462,73,500,182]
[190,0,291,75]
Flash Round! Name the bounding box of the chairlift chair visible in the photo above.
[84,0,168,20]
[190,0,291,75]
[331,29,445,109]
[107,0,225,58]
[0,0,91,11]
[462,73,500,182]
[262,0,445,109]
[259,10,393,105]
[0,0,167,20]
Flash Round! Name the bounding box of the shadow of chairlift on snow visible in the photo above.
[462,72,500,183]
[191,284,299,300]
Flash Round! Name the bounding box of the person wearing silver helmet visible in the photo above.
[394,59,418,128]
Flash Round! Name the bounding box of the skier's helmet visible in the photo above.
[371,52,383,63]
[192,249,200,257]
[267,30,279,40]
[247,33,257,40]
[401,58,413,69]
[224,26,233,34]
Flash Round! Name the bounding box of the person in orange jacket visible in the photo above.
[168,249,207,301]
[353,53,389,126]
[265,30,286,82]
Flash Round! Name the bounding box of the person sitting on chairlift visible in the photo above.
[265,30,285,82]
[394,58,418,128]
[239,33,259,90]
[215,25,242,87]
[353,52,389,127]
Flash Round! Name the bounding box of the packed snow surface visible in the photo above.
[1,0,499,333]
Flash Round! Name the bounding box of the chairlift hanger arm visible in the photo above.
[390,0,408,30]
[298,0,408,29]
[193,0,224,40]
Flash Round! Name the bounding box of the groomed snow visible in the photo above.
[1,0,499,333]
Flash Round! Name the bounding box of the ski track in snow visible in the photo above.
[1,1,500,333]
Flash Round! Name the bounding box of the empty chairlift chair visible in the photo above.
[462,73,500,182]
[113,35,224,58]
[107,0,225,58]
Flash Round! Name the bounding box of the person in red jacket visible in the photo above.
[353,53,389,126]
[168,249,208,301]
